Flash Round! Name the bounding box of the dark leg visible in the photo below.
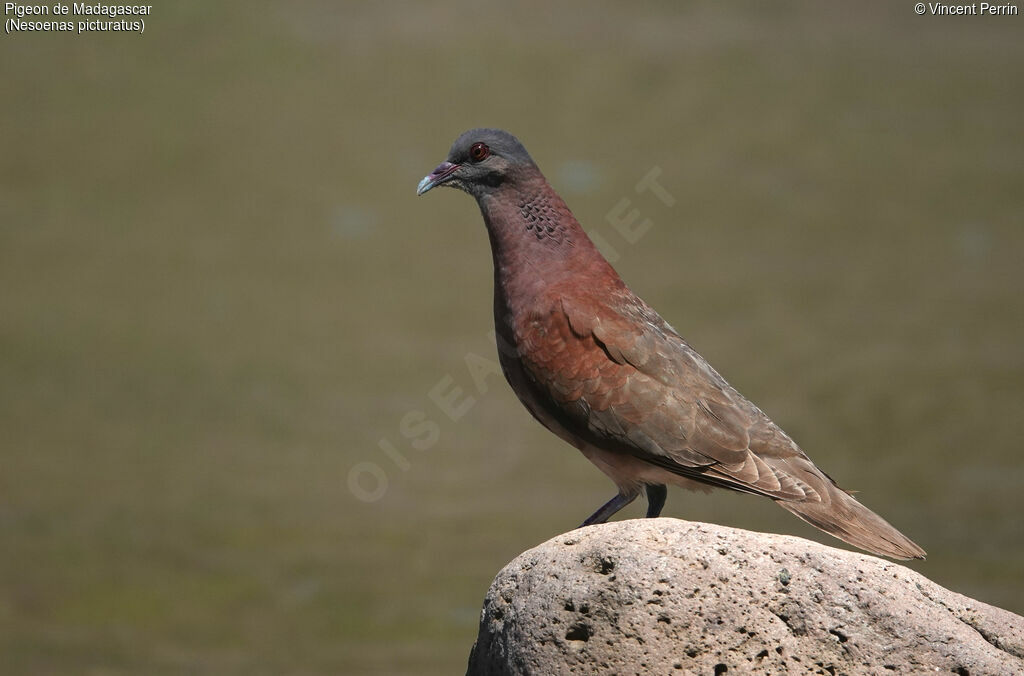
[580,490,639,527]
[645,484,667,518]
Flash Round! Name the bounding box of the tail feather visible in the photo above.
[778,486,926,560]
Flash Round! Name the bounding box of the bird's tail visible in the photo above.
[778,486,926,560]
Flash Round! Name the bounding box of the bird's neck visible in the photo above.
[476,174,620,315]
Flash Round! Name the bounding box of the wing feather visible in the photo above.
[515,288,827,503]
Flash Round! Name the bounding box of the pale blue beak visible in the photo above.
[416,161,460,196]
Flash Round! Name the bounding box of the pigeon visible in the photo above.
[416,128,925,560]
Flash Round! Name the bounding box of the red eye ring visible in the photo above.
[469,142,490,162]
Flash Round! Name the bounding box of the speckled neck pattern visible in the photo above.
[517,192,570,245]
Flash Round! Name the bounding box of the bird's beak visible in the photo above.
[416,161,460,196]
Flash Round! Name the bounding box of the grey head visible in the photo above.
[416,128,538,199]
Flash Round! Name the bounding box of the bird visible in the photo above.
[416,128,925,560]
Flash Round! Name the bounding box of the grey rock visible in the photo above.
[466,519,1024,675]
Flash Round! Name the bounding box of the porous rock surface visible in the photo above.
[466,519,1023,675]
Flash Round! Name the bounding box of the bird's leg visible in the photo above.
[579,489,639,527]
[645,484,667,518]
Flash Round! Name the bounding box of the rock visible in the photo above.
[466,519,1024,675]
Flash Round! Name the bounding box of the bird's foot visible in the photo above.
[579,491,639,528]
[645,484,667,518]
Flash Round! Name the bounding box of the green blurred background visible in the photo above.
[2,2,1022,673]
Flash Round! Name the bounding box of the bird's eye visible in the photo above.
[469,142,490,162]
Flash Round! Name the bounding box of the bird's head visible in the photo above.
[416,128,537,199]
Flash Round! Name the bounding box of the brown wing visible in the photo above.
[516,285,833,503]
